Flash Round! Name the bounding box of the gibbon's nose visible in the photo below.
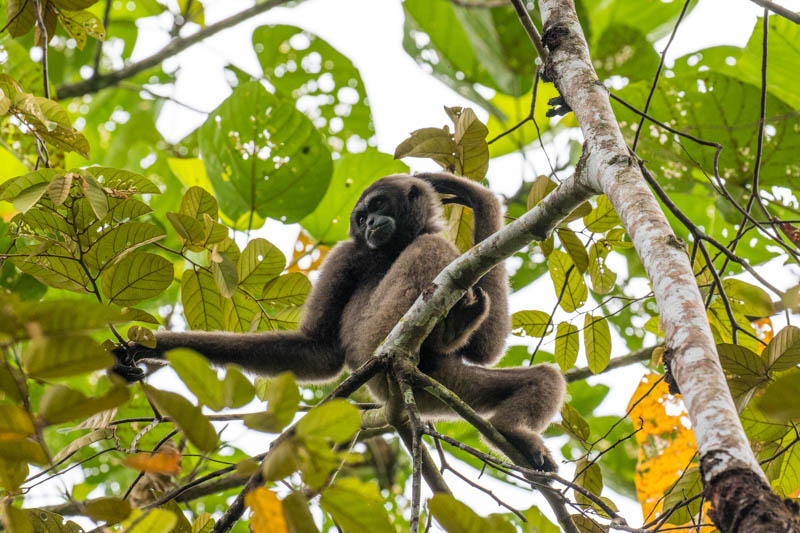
[367,214,388,229]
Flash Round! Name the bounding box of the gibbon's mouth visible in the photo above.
[366,222,394,249]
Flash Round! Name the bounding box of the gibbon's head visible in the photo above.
[350,174,444,252]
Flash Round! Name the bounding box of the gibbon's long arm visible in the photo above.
[122,243,366,382]
[416,173,510,366]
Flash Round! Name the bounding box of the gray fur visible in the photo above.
[118,172,565,472]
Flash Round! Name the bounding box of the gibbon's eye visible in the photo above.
[357,215,366,226]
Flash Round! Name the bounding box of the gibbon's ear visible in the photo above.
[408,183,421,200]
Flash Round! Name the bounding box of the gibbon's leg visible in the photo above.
[420,356,566,471]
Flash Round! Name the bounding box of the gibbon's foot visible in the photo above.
[111,360,145,383]
[498,428,558,481]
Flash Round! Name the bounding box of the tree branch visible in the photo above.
[564,344,657,382]
[55,0,291,100]
[746,0,800,24]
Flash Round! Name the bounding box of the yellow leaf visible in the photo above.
[246,487,288,533]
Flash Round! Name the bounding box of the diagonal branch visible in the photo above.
[55,0,291,100]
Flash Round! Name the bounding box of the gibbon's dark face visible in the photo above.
[351,189,398,250]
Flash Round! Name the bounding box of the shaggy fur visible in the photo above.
[119,172,566,471]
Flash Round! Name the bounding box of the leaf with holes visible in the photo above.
[238,238,285,296]
[198,81,332,224]
[511,310,552,338]
[84,221,166,272]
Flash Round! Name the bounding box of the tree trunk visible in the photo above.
[536,0,800,530]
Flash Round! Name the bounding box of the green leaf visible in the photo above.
[574,457,604,507]
[511,310,551,337]
[301,150,408,244]
[663,468,703,525]
[0,169,60,202]
[428,493,515,533]
[83,167,160,194]
[123,509,177,533]
[763,326,800,373]
[144,385,217,452]
[84,221,166,271]
[320,479,394,533]
[221,367,255,409]
[560,402,590,442]
[261,273,311,306]
[39,384,129,425]
[757,368,800,422]
[181,269,224,331]
[167,349,225,411]
[583,195,621,233]
[524,507,559,533]
[245,372,300,433]
[555,322,579,372]
[12,253,90,293]
[211,253,238,298]
[557,229,589,274]
[453,107,489,180]
[394,127,456,169]
[167,212,206,245]
[58,9,105,50]
[23,336,112,379]
[0,404,35,440]
[297,399,360,444]
[282,492,319,533]
[722,278,773,317]
[0,438,48,464]
[223,291,261,332]
[46,172,73,205]
[253,24,373,156]
[588,242,616,295]
[584,314,611,374]
[180,186,218,220]
[527,176,557,210]
[593,24,660,82]
[198,80,333,225]
[51,0,100,10]
[11,183,48,213]
[261,439,299,481]
[20,97,90,158]
[717,343,767,377]
[6,0,36,37]
[86,497,131,524]
[101,252,173,306]
[548,249,587,312]
[2,504,33,533]
[237,238,285,296]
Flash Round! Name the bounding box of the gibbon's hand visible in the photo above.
[110,341,155,383]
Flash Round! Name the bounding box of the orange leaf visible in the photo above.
[123,449,181,475]
[288,231,329,274]
[627,373,700,525]
[246,487,288,533]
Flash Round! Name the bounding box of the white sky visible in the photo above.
[34,0,800,530]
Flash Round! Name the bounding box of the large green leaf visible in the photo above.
[39,384,129,425]
[101,252,173,306]
[260,273,310,307]
[584,314,611,374]
[84,221,166,272]
[320,479,394,533]
[237,238,285,296]
[548,250,587,312]
[301,150,407,243]
[181,269,224,331]
[296,399,360,444]
[198,81,333,226]
[23,336,112,379]
[144,385,218,452]
[253,25,374,155]
[428,493,515,533]
[167,349,225,411]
